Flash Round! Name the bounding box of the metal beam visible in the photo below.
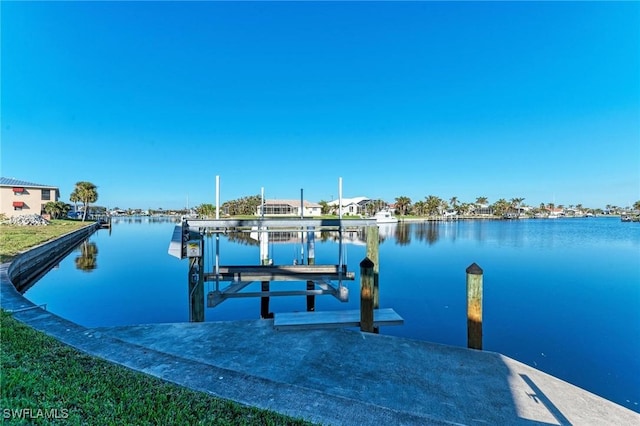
[204,264,355,282]
[207,287,342,308]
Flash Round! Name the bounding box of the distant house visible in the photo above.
[547,207,565,217]
[327,197,370,216]
[472,204,494,216]
[0,177,60,218]
[256,199,322,217]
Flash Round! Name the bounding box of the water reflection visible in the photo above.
[75,241,98,272]
[414,222,440,245]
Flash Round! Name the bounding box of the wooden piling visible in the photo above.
[366,225,380,333]
[466,262,483,350]
[367,227,380,325]
[261,281,272,319]
[360,257,375,333]
[188,255,204,322]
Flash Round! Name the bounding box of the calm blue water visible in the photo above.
[24,216,640,412]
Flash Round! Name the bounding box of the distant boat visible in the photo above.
[373,210,398,224]
[621,215,632,222]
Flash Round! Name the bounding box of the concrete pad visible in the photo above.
[92,320,638,425]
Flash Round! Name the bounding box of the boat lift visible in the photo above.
[167,176,403,329]
[169,217,375,321]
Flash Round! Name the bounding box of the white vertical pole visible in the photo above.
[338,177,343,219]
[338,177,344,275]
[215,175,220,220]
[260,228,269,265]
[300,188,304,263]
[260,187,268,264]
[215,175,220,290]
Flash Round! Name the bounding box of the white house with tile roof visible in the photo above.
[0,177,60,218]
[256,199,322,217]
[327,196,370,216]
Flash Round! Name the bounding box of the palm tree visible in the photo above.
[457,202,471,216]
[473,197,488,216]
[318,200,331,215]
[547,202,555,214]
[510,197,525,217]
[70,181,98,222]
[412,200,426,216]
[196,203,216,218]
[492,199,511,216]
[633,200,640,211]
[394,196,412,216]
[449,197,458,210]
[424,195,442,217]
[44,201,70,219]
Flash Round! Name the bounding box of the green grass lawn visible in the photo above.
[0,312,311,425]
[0,220,91,263]
[0,221,314,425]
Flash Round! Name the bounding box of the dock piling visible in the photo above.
[360,257,375,333]
[188,253,205,322]
[366,226,380,333]
[466,262,483,350]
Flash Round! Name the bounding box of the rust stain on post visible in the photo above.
[466,262,483,350]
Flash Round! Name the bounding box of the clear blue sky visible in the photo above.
[2,1,638,210]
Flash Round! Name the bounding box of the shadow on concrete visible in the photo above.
[520,373,572,425]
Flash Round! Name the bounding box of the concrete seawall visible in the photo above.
[6,222,99,294]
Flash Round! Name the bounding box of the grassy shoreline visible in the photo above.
[0,219,91,263]
[0,312,310,425]
[0,222,312,425]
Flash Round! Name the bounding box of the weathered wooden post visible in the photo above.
[466,262,483,350]
[360,257,375,333]
[187,235,205,322]
[306,226,316,312]
[366,225,380,333]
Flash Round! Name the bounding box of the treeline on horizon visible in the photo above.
[188,195,640,218]
[48,183,639,218]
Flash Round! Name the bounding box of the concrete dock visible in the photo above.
[3,266,639,425]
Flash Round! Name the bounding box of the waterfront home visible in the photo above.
[471,204,494,216]
[256,199,322,217]
[327,196,370,216]
[0,177,60,218]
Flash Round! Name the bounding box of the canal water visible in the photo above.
[23,216,640,412]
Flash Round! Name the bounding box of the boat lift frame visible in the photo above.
[168,176,380,322]
[169,217,376,320]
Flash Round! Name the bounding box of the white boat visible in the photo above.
[373,210,398,223]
